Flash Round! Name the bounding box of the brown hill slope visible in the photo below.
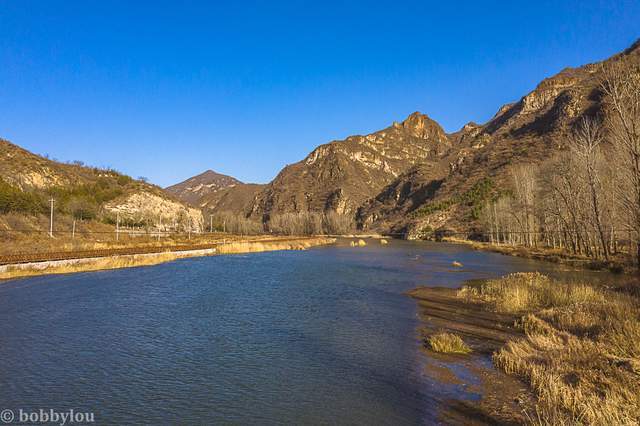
[0,139,203,231]
[359,38,640,237]
[200,183,265,216]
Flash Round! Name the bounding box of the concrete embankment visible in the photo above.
[0,237,335,280]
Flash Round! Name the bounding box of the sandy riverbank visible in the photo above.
[0,237,336,280]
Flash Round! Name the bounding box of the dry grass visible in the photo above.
[216,238,335,254]
[445,237,630,273]
[427,332,472,354]
[458,272,640,424]
[1,238,336,280]
[457,272,605,313]
[0,252,180,279]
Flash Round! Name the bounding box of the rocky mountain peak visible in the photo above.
[400,112,446,140]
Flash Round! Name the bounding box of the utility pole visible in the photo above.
[72,219,76,239]
[223,219,226,233]
[49,198,55,238]
[210,215,213,233]
[116,212,120,242]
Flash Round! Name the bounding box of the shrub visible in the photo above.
[427,332,472,354]
[0,178,46,215]
[413,177,495,218]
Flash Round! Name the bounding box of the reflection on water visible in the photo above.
[0,240,625,424]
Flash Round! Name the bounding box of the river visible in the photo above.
[0,240,623,424]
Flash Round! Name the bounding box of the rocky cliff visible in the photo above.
[247,112,450,221]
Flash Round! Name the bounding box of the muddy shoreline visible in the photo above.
[408,286,535,424]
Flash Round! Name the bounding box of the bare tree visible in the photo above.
[601,62,640,267]
[571,117,610,260]
[511,164,538,247]
[269,211,354,235]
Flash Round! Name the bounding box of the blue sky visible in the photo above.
[1,1,639,186]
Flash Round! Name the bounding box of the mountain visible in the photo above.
[247,112,451,221]
[0,139,203,231]
[200,183,265,216]
[165,170,242,206]
[195,38,640,237]
[165,169,266,218]
[359,38,640,237]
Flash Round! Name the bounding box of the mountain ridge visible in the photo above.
[166,38,639,236]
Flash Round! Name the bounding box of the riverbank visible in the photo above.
[0,237,336,280]
[408,286,535,424]
[409,273,640,424]
[444,237,630,273]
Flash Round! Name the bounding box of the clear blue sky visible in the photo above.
[1,1,638,187]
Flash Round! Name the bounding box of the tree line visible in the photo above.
[480,62,640,267]
[208,211,355,236]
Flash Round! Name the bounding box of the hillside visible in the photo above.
[0,139,203,232]
[366,38,640,238]
[200,183,265,216]
[165,168,266,220]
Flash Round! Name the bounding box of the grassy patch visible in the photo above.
[458,273,640,424]
[427,332,472,354]
[457,272,605,313]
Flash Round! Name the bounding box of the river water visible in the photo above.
[0,241,623,424]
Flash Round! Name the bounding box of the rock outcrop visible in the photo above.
[246,112,450,220]
[104,192,204,231]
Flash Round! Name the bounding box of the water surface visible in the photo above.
[0,241,623,424]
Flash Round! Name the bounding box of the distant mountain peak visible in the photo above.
[166,169,242,205]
